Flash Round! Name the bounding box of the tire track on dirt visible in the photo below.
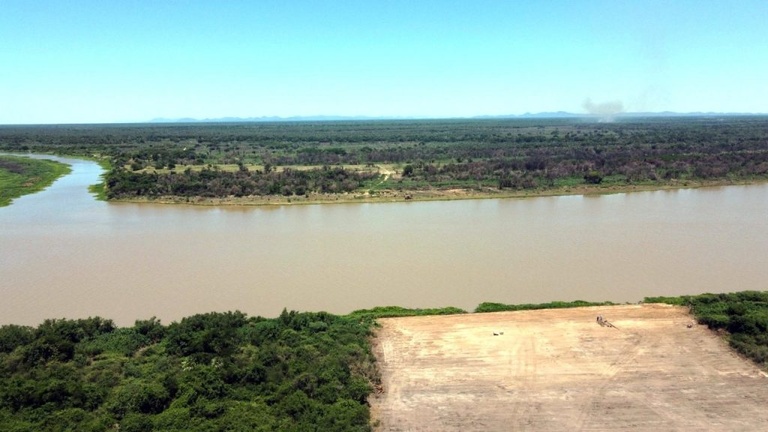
[573,326,644,431]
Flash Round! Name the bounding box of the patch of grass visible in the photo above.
[87,158,111,200]
[346,306,467,326]
[474,300,616,313]
[642,295,688,306]
[552,176,585,188]
[0,155,71,206]
[88,182,107,200]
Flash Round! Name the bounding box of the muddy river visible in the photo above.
[2,155,767,326]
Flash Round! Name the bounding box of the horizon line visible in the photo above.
[2,111,767,127]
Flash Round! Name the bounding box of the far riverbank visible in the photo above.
[111,177,767,207]
[0,154,72,206]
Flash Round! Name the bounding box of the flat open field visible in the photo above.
[370,304,768,431]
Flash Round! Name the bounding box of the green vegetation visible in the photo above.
[2,116,768,202]
[0,305,469,431]
[86,158,111,201]
[475,300,616,313]
[105,165,378,199]
[4,293,768,430]
[0,311,377,431]
[0,156,71,206]
[346,306,467,326]
[646,291,768,367]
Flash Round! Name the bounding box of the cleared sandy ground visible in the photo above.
[369,304,768,431]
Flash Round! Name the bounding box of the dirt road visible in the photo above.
[369,304,768,431]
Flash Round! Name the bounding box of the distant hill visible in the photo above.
[149,115,402,123]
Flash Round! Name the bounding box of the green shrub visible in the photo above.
[346,306,466,323]
[0,310,376,431]
[646,291,768,367]
[0,325,34,354]
[474,300,615,313]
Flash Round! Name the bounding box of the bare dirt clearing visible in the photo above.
[370,304,768,431]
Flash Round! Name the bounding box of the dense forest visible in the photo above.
[0,311,376,431]
[105,166,379,199]
[1,116,767,199]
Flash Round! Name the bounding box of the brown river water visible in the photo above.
[2,155,767,326]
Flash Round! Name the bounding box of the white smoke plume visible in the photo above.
[582,98,624,122]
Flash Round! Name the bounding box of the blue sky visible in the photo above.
[1,0,767,124]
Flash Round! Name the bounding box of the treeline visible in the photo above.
[646,291,768,367]
[105,166,379,199]
[398,143,768,189]
[0,311,377,431]
[3,117,768,198]
[1,118,767,171]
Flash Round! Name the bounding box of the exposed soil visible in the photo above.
[369,304,768,431]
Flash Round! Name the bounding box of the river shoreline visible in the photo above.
[0,154,73,206]
[6,152,764,208]
[111,177,767,207]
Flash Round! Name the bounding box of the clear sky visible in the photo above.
[1,0,767,124]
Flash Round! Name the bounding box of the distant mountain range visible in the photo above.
[149,112,763,123]
[149,115,402,123]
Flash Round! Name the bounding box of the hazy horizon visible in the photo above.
[5,110,768,127]
[2,1,767,124]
